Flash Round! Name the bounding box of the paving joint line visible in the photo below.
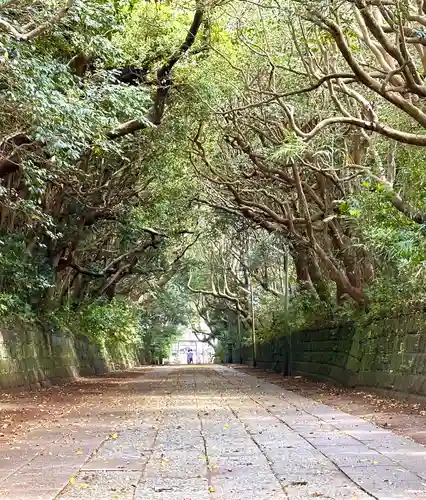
[214,367,380,500]
[131,370,172,499]
[50,369,168,500]
[0,431,65,486]
[208,368,289,499]
[226,403,290,499]
[194,369,213,495]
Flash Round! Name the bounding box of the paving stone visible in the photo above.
[269,453,339,481]
[0,488,59,500]
[253,435,312,453]
[2,365,426,500]
[364,433,420,452]
[206,442,261,458]
[144,449,207,478]
[207,453,270,473]
[319,444,395,467]
[140,475,209,494]
[0,469,12,482]
[87,429,155,467]
[135,490,211,500]
[1,470,71,491]
[376,446,426,479]
[0,449,38,474]
[210,471,285,498]
[345,425,404,442]
[341,465,426,499]
[290,423,336,435]
[26,446,92,470]
[58,471,140,500]
[211,488,287,500]
[304,430,362,447]
[82,456,148,471]
[283,470,375,499]
[19,429,64,445]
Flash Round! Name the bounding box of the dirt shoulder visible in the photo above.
[232,365,426,446]
[0,367,152,443]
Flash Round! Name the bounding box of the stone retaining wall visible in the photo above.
[233,311,426,397]
[0,323,141,390]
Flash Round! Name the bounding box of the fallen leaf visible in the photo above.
[75,449,83,455]
[110,433,118,439]
[68,477,75,485]
[208,486,215,493]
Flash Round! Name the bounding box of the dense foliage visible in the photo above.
[1,0,426,356]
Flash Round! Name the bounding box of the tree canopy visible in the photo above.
[1,0,426,355]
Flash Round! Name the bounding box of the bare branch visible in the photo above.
[281,104,426,146]
[305,9,426,127]
[0,0,73,41]
[0,0,19,9]
[187,271,247,315]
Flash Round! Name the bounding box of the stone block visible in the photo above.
[404,334,422,354]
[406,374,425,394]
[356,370,382,388]
[284,471,373,500]
[341,465,426,499]
[418,334,426,352]
[376,372,396,390]
[393,374,411,392]
[418,377,426,396]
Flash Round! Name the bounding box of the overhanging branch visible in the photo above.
[107,2,204,140]
[0,0,73,41]
[281,103,426,146]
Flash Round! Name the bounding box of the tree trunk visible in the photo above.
[307,252,330,303]
[292,247,316,294]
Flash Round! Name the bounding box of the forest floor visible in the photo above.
[233,365,426,445]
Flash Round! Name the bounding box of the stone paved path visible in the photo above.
[1,366,426,499]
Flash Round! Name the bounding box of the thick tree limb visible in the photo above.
[0,1,19,10]
[107,2,204,139]
[281,104,426,146]
[292,163,365,305]
[350,164,426,223]
[0,0,73,41]
[187,272,247,315]
[193,329,216,348]
[305,9,426,128]
[107,117,156,139]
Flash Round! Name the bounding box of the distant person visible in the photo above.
[187,348,194,364]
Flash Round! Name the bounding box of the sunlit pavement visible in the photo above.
[1,365,426,499]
